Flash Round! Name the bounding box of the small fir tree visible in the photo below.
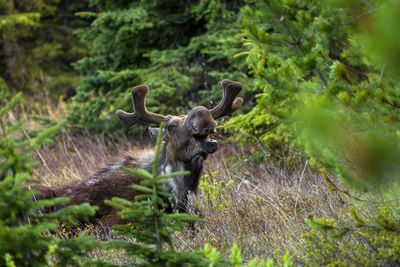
[0,82,102,266]
[105,123,208,266]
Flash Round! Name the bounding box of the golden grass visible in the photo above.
[176,144,350,261]
[32,132,144,186]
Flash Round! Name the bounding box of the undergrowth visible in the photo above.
[31,131,350,264]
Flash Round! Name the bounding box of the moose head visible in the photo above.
[115,79,243,212]
[116,79,243,164]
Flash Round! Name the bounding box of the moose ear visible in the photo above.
[148,127,159,143]
[148,127,168,143]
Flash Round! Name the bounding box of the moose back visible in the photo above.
[32,80,243,227]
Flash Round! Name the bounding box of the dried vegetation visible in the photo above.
[31,130,350,261]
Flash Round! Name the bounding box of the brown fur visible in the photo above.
[31,152,150,227]
[32,115,218,228]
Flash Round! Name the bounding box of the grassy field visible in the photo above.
[31,128,351,262]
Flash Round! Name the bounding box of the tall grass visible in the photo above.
[32,132,148,186]
[31,130,351,262]
[178,144,350,261]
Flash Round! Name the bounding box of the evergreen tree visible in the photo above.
[0,0,92,97]
[228,0,400,187]
[105,123,208,266]
[68,0,249,132]
[0,81,102,266]
[227,0,400,265]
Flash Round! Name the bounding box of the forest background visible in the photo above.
[1,0,400,265]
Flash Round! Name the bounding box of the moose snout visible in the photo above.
[201,138,218,153]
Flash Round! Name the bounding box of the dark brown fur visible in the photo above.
[32,114,217,227]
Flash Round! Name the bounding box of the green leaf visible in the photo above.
[0,93,23,115]
[134,194,153,201]
[131,184,154,194]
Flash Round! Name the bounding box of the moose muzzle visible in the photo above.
[200,136,218,154]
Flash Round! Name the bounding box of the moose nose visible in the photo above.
[204,139,218,153]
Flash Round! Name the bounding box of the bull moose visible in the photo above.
[32,79,243,227]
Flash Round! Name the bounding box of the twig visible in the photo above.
[20,126,52,186]
[221,154,232,181]
[294,160,309,215]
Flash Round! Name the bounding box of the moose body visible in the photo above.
[32,80,243,227]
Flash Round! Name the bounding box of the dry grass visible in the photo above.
[32,131,149,186]
[31,131,350,261]
[176,143,349,261]
[6,95,67,130]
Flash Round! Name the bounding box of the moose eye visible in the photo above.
[191,124,200,134]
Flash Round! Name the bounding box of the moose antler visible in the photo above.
[117,80,243,128]
[116,85,167,128]
[210,79,243,119]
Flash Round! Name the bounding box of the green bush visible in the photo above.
[0,83,102,266]
[303,204,400,266]
[227,0,400,186]
[199,171,233,212]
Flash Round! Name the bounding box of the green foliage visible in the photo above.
[68,0,249,132]
[303,204,400,266]
[203,243,292,267]
[0,0,91,95]
[225,1,400,265]
[199,171,233,212]
[4,0,400,265]
[228,0,400,188]
[0,84,101,266]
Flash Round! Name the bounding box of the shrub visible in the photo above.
[227,0,400,186]
[302,204,400,266]
[199,171,233,212]
[0,82,102,266]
